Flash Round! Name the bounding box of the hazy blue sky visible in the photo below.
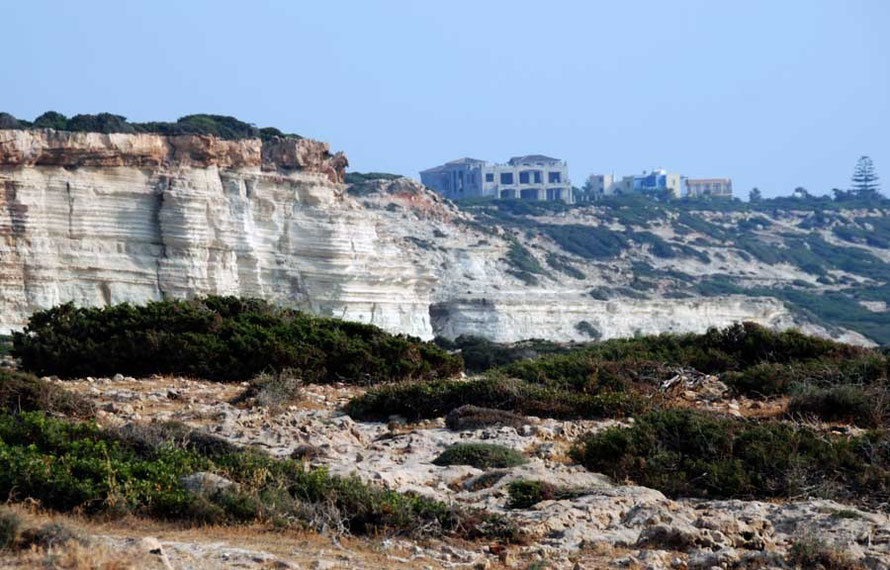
[4,0,888,197]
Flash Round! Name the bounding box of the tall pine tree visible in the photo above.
[851,156,880,198]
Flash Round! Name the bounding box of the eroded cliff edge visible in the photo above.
[0,128,869,343]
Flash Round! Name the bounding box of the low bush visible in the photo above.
[231,369,303,411]
[445,405,528,431]
[506,480,587,509]
[723,355,888,397]
[0,510,22,549]
[432,443,526,469]
[343,172,402,185]
[787,537,864,570]
[498,322,886,398]
[0,411,520,541]
[13,297,461,383]
[787,384,887,427]
[345,375,647,422]
[573,409,890,504]
[434,335,573,374]
[19,523,82,550]
[0,369,93,417]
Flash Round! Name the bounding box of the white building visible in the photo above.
[686,178,733,199]
[420,155,572,203]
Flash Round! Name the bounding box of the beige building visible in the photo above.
[686,178,733,199]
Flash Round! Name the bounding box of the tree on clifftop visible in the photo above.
[749,187,762,202]
[851,155,881,198]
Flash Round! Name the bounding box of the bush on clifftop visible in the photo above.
[12,296,462,383]
[0,111,302,141]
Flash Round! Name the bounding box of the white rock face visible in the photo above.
[0,128,869,343]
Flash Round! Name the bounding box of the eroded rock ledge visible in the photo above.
[0,129,348,182]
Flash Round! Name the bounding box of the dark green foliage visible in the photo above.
[13,297,462,383]
[345,375,646,422]
[506,480,587,509]
[437,335,572,374]
[575,321,601,339]
[787,537,864,570]
[66,113,137,134]
[2,112,301,141]
[498,322,885,399]
[344,172,402,184]
[0,369,93,417]
[0,510,21,549]
[545,252,585,279]
[542,224,629,259]
[32,111,69,130]
[0,412,519,541]
[573,409,890,503]
[445,405,528,431]
[432,443,526,469]
[0,113,21,129]
[787,384,886,427]
[695,275,745,296]
[505,240,547,283]
[231,369,303,410]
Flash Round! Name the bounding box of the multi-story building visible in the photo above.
[583,173,617,200]
[420,155,572,203]
[614,169,685,199]
[685,178,733,199]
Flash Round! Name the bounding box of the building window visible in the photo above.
[533,171,542,183]
[485,173,494,182]
[521,188,539,200]
[548,172,561,183]
[500,172,514,185]
[519,171,530,184]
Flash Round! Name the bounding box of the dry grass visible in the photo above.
[6,542,145,570]
[0,503,512,569]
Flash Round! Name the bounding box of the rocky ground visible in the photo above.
[3,373,884,569]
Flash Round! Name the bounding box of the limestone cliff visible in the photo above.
[0,128,874,344]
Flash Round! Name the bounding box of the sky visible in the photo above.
[3,0,889,198]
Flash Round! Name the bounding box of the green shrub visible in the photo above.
[506,480,587,509]
[0,411,519,541]
[5,111,303,141]
[0,369,93,417]
[12,297,462,383]
[0,510,21,549]
[787,537,864,570]
[345,375,646,422]
[445,405,528,431]
[787,385,885,427]
[503,322,884,397]
[542,224,629,260]
[343,172,402,184]
[19,523,82,549]
[505,241,546,278]
[432,443,526,469]
[436,335,572,374]
[545,253,585,279]
[573,409,890,503]
[231,369,303,410]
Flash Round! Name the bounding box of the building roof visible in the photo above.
[687,178,732,184]
[508,154,561,166]
[420,157,486,174]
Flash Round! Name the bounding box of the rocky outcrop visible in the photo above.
[0,128,869,343]
[62,375,890,569]
[0,129,347,180]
